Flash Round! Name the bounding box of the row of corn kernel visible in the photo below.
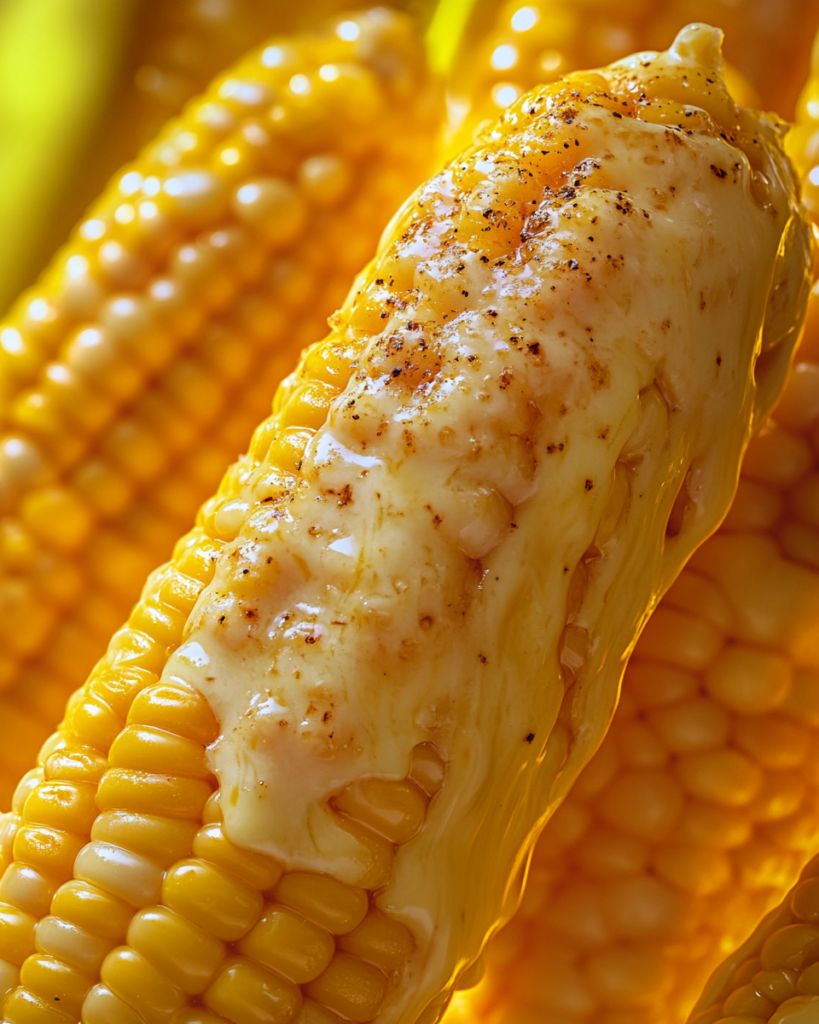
[688,850,819,1023]
[0,6,438,810]
[0,521,221,1020]
[442,284,819,1024]
[0,0,368,315]
[0,329,445,1022]
[446,0,819,157]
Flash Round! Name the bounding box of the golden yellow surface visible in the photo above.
[1,3,819,1024]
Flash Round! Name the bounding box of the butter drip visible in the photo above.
[162,25,811,1024]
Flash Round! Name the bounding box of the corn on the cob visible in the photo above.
[441,29,819,1024]
[687,848,819,1024]
[0,6,438,810]
[0,0,371,316]
[446,0,819,155]
[443,293,819,1024]
[0,24,810,1024]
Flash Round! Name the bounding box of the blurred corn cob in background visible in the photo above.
[0,23,811,1024]
[0,0,377,315]
[445,0,819,155]
[0,7,439,810]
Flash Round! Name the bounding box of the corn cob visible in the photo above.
[442,293,819,1024]
[440,29,819,1024]
[687,848,819,1024]
[0,0,375,313]
[445,0,819,156]
[0,24,810,1024]
[0,6,438,811]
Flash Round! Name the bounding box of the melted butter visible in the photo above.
[161,26,812,1024]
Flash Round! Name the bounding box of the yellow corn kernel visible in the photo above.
[295,999,345,1024]
[2,987,75,1024]
[0,865,57,919]
[204,956,302,1024]
[107,726,211,780]
[89,810,196,867]
[73,842,163,909]
[127,601,187,653]
[127,907,225,995]
[273,873,368,936]
[0,905,36,965]
[304,953,388,1024]
[100,946,185,1020]
[337,906,415,971]
[126,683,220,745]
[333,778,427,845]
[266,426,314,473]
[408,742,445,797]
[95,769,213,820]
[12,826,85,882]
[22,782,97,834]
[162,860,263,942]
[19,955,93,1019]
[86,667,155,722]
[40,747,103,789]
[173,1011,229,1024]
[239,904,335,985]
[278,381,339,431]
[761,926,819,972]
[30,916,113,975]
[192,823,283,891]
[81,983,143,1024]
[62,692,122,753]
[50,881,132,942]
[754,969,798,1004]
[333,815,395,892]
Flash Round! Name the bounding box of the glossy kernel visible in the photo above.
[204,956,303,1024]
[304,952,388,1024]
[333,777,427,845]
[274,872,368,936]
[192,822,283,891]
[128,906,226,995]
[162,860,263,941]
[108,725,210,779]
[337,906,415,970]
[239,903,335,985]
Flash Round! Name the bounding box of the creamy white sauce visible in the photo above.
[161,26,811,1024]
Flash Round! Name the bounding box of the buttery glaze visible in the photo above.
[163,26,811,1024]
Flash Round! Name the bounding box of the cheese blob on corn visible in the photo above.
[0,22,812,1024]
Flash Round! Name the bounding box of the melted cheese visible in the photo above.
[162,25,812,1024]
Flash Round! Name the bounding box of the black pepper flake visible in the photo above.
[568,259,579,270]
[525,733,535,744]
[585,479,594,491]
